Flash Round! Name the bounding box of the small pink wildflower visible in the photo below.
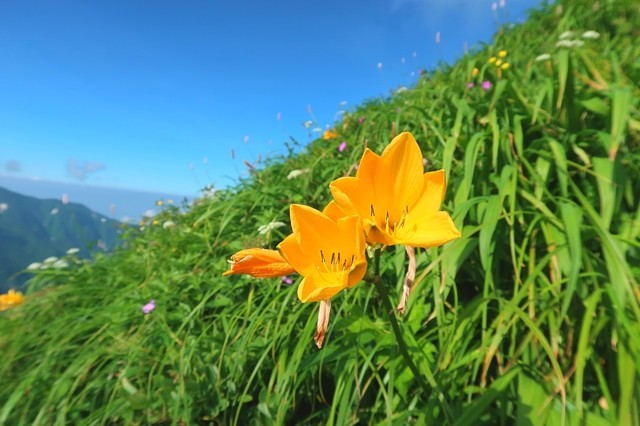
[281,276,293,285]
[338,141,347,152]
[358,117,365,125]
[142,300,156,314]
[482,80,492,91]
[467,82,474,89]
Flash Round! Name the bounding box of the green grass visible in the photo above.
[1,0,639,424]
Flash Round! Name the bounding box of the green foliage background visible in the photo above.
[1,0,639,424]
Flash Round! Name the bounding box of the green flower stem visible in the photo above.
[370,247,453,422]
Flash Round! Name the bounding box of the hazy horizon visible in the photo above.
[0,175,193,221]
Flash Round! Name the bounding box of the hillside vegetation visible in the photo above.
[1,0,639,424]
[0,186,123,293]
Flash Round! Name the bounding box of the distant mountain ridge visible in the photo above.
[0,186,124,292]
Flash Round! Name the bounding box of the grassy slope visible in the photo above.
[1,0,639,424]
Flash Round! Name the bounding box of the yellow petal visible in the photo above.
[379,132,425,215]
[355,148,381,180]
[399,211,461,248]
[290,204,346,258]
[411,170,446,214]
[278,234,314,275]
[322,200,349,222]
[330,177,376,234]
[222,248,296,278]
[297,273,349,302]
[347,258,368,287]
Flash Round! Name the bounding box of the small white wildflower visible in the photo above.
[143,209,155,218]
[559,31,574,40]
[257,221,286,235]
[66,248,80,255]
[535,53,551,62]
[53,259,69,269]
[303,120,314,129]
[287,168,310,180]
[50,207,59,215]
[163,220,176,229]
[0,203,8,213]
[581,30,600,40]
[557,39,584,48]
[396,86,408,93]
[43,256,58,264]
[26,262,42,271]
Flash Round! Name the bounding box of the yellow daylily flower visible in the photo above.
[0,289,24,311]
[278,204,367,303]
[278,204,367,348]
[323,129,338,140]
[223,248,296,278]
[498,50,507,58]
[329,132,461,248]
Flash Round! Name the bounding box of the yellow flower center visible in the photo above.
[370,204,409,236]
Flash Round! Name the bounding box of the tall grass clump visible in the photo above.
[1,0,639,424]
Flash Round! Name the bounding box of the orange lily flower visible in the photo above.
[278,204,367,303]
[278,204,367,348]
[222,248,296,278]
[329,132,461,248]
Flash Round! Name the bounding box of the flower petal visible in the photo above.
[399,211,461,248]
[411,170,446,215]
[379,132,425,212]
[329,177,372,227]
[290,204,342,260]
[278,234,314,275]
[297,272,349,302]
[222,248,296,278]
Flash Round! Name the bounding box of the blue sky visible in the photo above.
[0,0,542,199]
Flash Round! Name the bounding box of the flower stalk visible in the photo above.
[369,247,453,422]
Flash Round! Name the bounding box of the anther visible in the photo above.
[370,204,375,216]
[320,250,325,263]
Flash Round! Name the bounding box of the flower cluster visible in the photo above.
[0,289,24,311]
[224,132,461,348]
[488,50,510,72]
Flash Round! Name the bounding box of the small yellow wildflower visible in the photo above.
[472,67,479,76]
[323,129,338,140]
[156,200,164,207]
[0,289,24,311]
[501,62,510,70]
[498,50,507,58]
[488,56,497,64]
[495,59,503,67]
